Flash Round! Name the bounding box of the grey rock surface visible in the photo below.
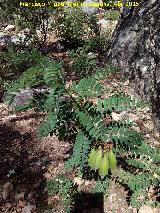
[10,88,49,108]
[64,0,99,14]
[81,0,99,14]
[107,0,160,129]
[0,32,12,43]
[0,31,28,48]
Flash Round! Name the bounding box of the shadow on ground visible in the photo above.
[0,121,49,211]
[72,192,104,213]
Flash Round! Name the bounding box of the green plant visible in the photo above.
[0,45,43,93]
[47,175,76,212]
[68,46,97,77]
[104,10,120,21]
[4,59,160,211]
[51,7,100,46]
[84,35,109,53]
[0,0,50,47]
[51,7,84,44]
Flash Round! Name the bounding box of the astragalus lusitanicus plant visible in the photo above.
[5,57,160,211]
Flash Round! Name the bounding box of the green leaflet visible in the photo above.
[37,111,57,137]
[65,131,91,170]
[71,76,104,97]
[97,93,147,112]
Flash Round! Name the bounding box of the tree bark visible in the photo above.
[107,0,160,129]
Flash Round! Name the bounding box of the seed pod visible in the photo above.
[88,148,97,168]
[90,153,97,170]
[94,148,103,171]
[98,151,109,179]
[108,149,117,171]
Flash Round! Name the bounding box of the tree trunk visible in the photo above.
[107,0,160,129]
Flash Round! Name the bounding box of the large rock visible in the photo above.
[4,25,16,32]
[64,0,99,14]
[0,31,29,49]
[81,0,99,14]
[9,88,49,108]
[107,0,160,129]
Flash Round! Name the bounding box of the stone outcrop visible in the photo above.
[107,0,160,129]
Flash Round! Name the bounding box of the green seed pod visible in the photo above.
[94,148,103,171]
[88,148,97,168]
[108,149,117,171]
[98,151,109,179]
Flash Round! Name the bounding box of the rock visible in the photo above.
[128,113,139,122]
[84,180,91,186]
[22,204,36,213]
[97,18,110,28]
[139,205,154,213]
[2,182,13,199]
[0,32,11,44]
[97,19,117,34]
[111,111,127,121]
[0,31,27,47]
[9,35,19,43]
[11,33,27,44]
[4,25,16,32]
[153,112,160,131]
[107,0,160,128]
[9,88,49,107]
[81,0,99,14]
